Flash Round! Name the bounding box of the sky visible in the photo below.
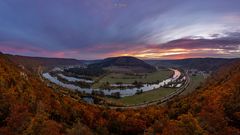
[0,0,240,60]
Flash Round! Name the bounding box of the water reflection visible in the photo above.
[43,69,182,97]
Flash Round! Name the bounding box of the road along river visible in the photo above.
[42,68,183,97]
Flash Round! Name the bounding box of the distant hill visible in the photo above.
[4,53,239,73]
[5,54,84,71]
[89,56,156,73]
[146,58,240,71]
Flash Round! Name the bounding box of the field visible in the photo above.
[93,69,173,88]
[180,74,205,95]
[104,74,205,105]
[107,87,177,105]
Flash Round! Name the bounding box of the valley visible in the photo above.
[0,52,239,135]
[1,1,240,134]
[40,56,206,107]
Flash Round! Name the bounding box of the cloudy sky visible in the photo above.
[0,0,240,59]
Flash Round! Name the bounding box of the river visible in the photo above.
[42,69,182,97]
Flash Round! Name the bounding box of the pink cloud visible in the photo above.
[0,41,70,58]
[1,38,239,60]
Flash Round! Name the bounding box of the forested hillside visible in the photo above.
[89,56,156,73]
[6,54,84,72]
[147,58,239,71]
[0,53,239,135]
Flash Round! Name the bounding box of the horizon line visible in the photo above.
[1,52,239,61]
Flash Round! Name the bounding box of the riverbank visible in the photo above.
[42,68,184,97]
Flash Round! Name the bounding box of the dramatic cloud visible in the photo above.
[111,32,240,59]
[0,0,239,59]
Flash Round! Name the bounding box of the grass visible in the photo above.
[180,74,204,96]
[105,87,177,105]
[93,69,173,88]
[104,74,205,105]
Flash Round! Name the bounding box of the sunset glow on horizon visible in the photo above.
[0,0,239,60]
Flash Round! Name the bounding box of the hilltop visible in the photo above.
[89,56,156,73]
